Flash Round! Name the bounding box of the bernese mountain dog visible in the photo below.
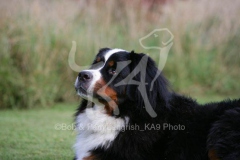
[74,48,240,160]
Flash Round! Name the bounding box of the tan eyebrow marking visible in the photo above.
[96,57,101,62]
[108,61,114,67]
[208,149,220,160]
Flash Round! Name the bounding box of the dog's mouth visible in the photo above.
[76,84,102,100]
[77,87,114,105]
[76,83,89,97]
[78,86,87,95]
[76,81,118,106]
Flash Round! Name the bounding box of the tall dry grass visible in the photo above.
[0,0,239,109]
[161,0,240,95]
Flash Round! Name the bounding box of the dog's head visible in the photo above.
[75,48,169,116]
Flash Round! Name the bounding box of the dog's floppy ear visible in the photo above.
[126,51,170,112]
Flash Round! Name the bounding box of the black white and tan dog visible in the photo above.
[74,48,240,160]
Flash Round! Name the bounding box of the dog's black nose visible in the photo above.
[78,71,93,82]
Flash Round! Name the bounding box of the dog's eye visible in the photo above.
[108,67,116,75]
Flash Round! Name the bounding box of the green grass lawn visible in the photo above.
[187,94,238,104]
[0,95,238,160]
[0,103,78,160]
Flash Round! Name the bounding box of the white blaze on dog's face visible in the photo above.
[75,48,129,108]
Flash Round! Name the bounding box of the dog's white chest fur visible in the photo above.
[74,105,127,160]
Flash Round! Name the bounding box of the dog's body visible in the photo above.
[74,48,240,160]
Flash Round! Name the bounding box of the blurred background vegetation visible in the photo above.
[0,0,240,109]
[0,0,240,159]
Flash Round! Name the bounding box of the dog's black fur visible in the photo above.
[75,48,240,160]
